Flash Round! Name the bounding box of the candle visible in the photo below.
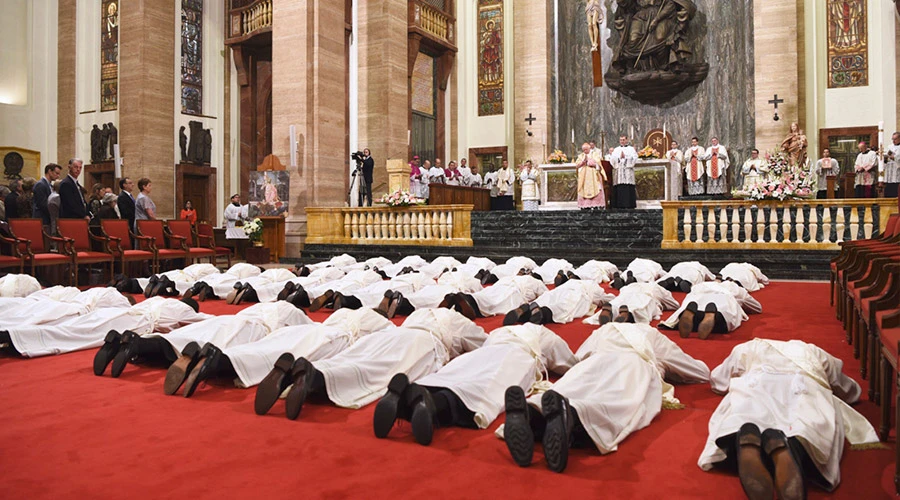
[662,122,666,147]
[571,128,575,144]
[630,125,634,142]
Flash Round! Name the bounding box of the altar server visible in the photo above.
[426,160,445,185]
[740,149,767,190]
[467,164,483,187]
[684,137,706,195]
[667,141,684,197]
[698,338,878,497]
[502,323,709,472]
[494,160,515,210]
[719,262,769,292]
[656,261,715,292]
[853,140,878,198]
[374,323,577,445]
[702,137,730,195]
[814,148,839,199]
[659,280,761,338]
[224,194,249,239]
[884,132,900,198]
[611,135,638,208]
[281,308,487,419]
[520,161,541,211]
[456,159,473,186]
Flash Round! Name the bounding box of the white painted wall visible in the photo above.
[0,0,58,164]
[75,0,116,165]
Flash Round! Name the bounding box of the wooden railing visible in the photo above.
[227,0,272,42]
[661,199,897,250]
[306,205,473,247]
[410,0,455,46]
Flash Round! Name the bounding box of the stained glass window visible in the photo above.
[181,0,203,115]
[100,0,119,111]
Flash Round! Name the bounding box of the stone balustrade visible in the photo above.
[306,205,473,247]
[661,199,897,250]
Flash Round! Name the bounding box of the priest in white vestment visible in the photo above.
[666,141,684,199]
[740,149,767,190]
[702,137,729,195]
[884,132,900,198]
[698,339,879,495]
[684,137,707,196]
[611,136,638,208]
[520,161,541,211]
[501,323,709,472]
[384,271,484,317]
[719,262,769,292]
[659,280,761,338]
[456,160,473,186]
[452,274,548,319]
[531,279,615,324]
[137,263,222,296]
[573,260,619,283]
[853,141,878,198]
[814,148,839,199]
[224,194,250,239]
[656,261,715,292]
[584,281,678,325]
[0,287,130,328]
[374,323,577,445]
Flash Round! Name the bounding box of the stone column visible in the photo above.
[513,0,551,165]
[753,0,800,149]
[57,0,77,163]
[272,0,348,256]
[118,0,176,218]
[357,0,409,197]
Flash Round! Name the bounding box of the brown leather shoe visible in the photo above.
[763,429,806,500]
[309,290,335,312]
[438,292,458,310]
[455,294,480,320]
[376,291,393,317]
[736,423,775,500]
[678,302,698,338]
[503,304,531,326]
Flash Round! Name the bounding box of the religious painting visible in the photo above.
[100,0,119,111]
[634,165,665,202]
[248,171,289,217]
[181,0,203,115]
[826,0,868,88]
[477,0,503,116]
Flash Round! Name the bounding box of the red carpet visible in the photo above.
[0,282,894,498]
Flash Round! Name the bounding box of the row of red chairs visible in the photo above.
[830,211,900,492]
[0,219,232,285]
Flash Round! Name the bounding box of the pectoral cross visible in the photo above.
[525,113,537,126]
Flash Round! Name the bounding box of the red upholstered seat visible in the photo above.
[166,220,215,264]
[0,223,25,272]
[57,219,114,285]
[100,220,156,274]
[136,220,187,273]
[197,222,232,268]
[7,219,74,284]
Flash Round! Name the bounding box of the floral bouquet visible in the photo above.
[377,190,426,207]
[732,151,814,201]
[243,217,264,242]
[637,146,660,159]
[547,150,568,164]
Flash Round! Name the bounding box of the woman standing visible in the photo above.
[16,177,36,220]
[180,200,197,224]
[89,183,104,218]
[134,178,157,223]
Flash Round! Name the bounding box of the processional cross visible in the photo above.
[768,94,784,121]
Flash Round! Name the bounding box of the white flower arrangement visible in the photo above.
[732,151,814,201]
[376,190,426,207]
[242,217,264,241]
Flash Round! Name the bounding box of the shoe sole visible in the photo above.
[737,443,775,500]
[182,353,214,398]
[541,391,569,473]
[92,331,120,376]
[164,353,198,395]
[408,386,434,446]
[503,386,534,467]
[285,359,314,420]
[698,313,716,340]
[373,373,409,438]
[255,353,295,415]
[678,310,695,338]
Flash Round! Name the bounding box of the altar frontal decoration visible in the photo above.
[732,152,814,201]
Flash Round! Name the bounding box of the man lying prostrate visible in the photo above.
[276,308,486,421]
[317,271,436,312]
[656,261,715,293]
[503,278,615,325]
[699,339,878,499]
[137,263,222,297]
[158,307,393,401]
[304,253,357,273]
[659,280,762,339]
[414,256,463,280]
[377,271,483,319]
[584,281,678,325]
[531,258,576,286]
[0,287,133,329]
[453,256,496,279]
[479,256,539,284]
[299,269,385,312]
[572,260,619,283]
[374,323,576,445]
[3,296,206,361]
[500,323,710,473]
[103,301,309,386]
[262,266,348,306]
[440,274,548,320]
[611,258,665,289]
[718,262,769,292]
[379,255,428,278]
[219,267,301,305]
[342,256,393,273]
[0,274,41,297]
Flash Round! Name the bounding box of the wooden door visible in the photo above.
[182,175,209,222]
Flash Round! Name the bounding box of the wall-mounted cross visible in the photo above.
[525,113,537,126]
[768,94,784,110]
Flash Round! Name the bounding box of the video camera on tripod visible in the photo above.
[350,151,365,176]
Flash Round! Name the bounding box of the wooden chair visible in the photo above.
[166,220,216,265]
[831,213,900,312]
[136,220,188,274]
[197,222,232,269]
[56,219,115,286]
[0,222,25,274]
[100,220,156,275]
[7,218,74,285]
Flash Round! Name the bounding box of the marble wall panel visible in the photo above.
[552,0,755,186]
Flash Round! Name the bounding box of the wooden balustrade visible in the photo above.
[410,0,455,46]
[306,205,473,247]
[661,199,897,250]
[227,0,272,42]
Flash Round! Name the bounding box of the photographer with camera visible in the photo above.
[351,148,374,206]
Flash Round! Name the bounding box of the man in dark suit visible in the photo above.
[359,148,374,207]
[59,158,89,220]
[32,163,62,227]
[117,177,136,230]
[4,180,21,219]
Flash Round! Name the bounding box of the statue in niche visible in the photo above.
[605,0,709,104]
[90,125,103,163]
[187,120,204,164]
[107,122,118,159]
[586,0,603,51]
[100,124,111,160]
[780,122,808,166]
[179,126,188,162]
[202,129,212,165]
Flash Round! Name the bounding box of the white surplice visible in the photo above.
[404,272,483,310]
[698,339,879,491]
[418,323,577,428]
[226,308,394,388]
[584,282,677,324]
[522,323,709,453]
[471,275,548,316]
[7,297,211,358]
[532,258,575,284]
[534,279,614,324]
[657,261,715,286]
[625,258,665,282]
[659,281,756,332]
[718,262,769,292]
[573,260,619,283]
[316,308,487,409]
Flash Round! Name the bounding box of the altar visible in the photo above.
[538,159,679,210]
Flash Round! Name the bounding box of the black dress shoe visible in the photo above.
[566,271,580,280]
[503,304,531,326]
[255,352,296,415]
[481,273,498,285]
[437,293,458,310]
[287,287,311,308]
[528,307,544,325]
[678,279,693,293]
[614,305,631,323]
[393,294,415,317]
[236,283,258,304]
[597,304,614,325]
[144,275,159,297]
[373,373,410,438]
[762,428,806,500]
[736,423,775,500]
[163,341,202,395]
[541,390,574,473]
[658,277,676,291]
[158,277,179,297]
[309,290,335,313]
[553,271,568,287]
[376,290,393,318]
[198,283,218,301]
[225,282,244,304]
[93,330,122,376]
[277,282,297,302]
[110,330,141,378]
[455,294,481,320]
[182,343,223,398]
[285,357,319,420]
[504,385,535,467]
[407,383,437,446]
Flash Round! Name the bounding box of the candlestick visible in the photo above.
[630,125,635,143]
[571,128,575,144]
